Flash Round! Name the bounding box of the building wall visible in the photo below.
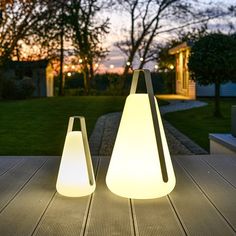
[46,64,54,97]
[175,48,196,99]
[3,60,54,97]
[173,45,236,98]
[197,82,236,97]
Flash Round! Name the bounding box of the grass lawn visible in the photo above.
[164,98,236,151]
[0,96,127,155]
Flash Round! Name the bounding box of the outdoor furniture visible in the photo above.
[0,155,236,235]
[232,105,236,137]
[209,133,236,155]
[209,106,236,155]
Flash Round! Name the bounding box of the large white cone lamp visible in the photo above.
[106,69,176,199]
[56,116,96,197]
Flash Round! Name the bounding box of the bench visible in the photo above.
[209,133,236,155]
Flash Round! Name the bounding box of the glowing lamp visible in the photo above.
[56,116,95,197]
[106,69,176,199]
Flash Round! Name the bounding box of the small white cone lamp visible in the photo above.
[106,69,176,199]
[56,116,96,197]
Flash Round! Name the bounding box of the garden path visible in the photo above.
[89,100,208,156]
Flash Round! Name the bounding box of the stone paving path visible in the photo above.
[89,100,208,156]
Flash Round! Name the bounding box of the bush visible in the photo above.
[17,78,35,99]
[58,71,174,96]
[64,73,84,89]
[1,77,35,99]
[1,78,18,99]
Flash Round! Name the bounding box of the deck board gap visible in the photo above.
[129,199,138,236]
[201,158,236,189]
[31,191,57,236]
[167,195,188,236]
[175,158,236,234]
[82,157,101,236]
[0,158,25,177]
[0,159,48,214]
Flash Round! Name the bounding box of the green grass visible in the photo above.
[0,96,126,155]
[164,99,236,151]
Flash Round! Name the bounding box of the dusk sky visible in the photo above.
[101,0,235,73]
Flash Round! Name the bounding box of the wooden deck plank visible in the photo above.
[176,155,236,232]
[85,158,134,236]
[0,157,46,211]
[169,159,235,236]
[133,197,185,236]
[0,157,23,176]
[200,155,236,187]
[0,155,235,236]
[33,158,99,236]
[0,158,59,236]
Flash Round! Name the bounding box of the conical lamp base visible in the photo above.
[106,94,176,199]
[56,131,95,197]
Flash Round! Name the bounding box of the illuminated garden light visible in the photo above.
[154,64,158,70]
[71,65,75,70]
[140,57,144,62]
[126,61,131,66]
[169,64,174,70]
[56,116,96,197]
[67,72,72,77]
[79,59,83,63]
[106,69,176,199]
[110,64,114,69]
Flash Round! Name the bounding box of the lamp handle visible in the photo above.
[67,116,95,186]
[130,70,168,182]
[130,69,154,96]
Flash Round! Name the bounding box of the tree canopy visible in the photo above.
[188,33,236,84]
[188,33,236,116]
[115,0,236,76]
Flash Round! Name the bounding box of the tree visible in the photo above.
[0,0,53,97]
[188,33,236,117]
[116,0,235,79]
[0,0,55,64]
[66,0,110,94]
[156,25,208,71]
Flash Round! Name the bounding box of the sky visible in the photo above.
[99,0,236,73]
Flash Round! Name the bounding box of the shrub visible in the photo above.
[1,78,18,99]
[1,77,35,99]
[17,78,35,99]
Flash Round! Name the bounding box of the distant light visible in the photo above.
[79,59,83,63]
[71,65,75,69]
[154,65,158,70]
[95,63,99,68]
[110,64,114,69]
[140,57,144,62]
[169,64,174,70]
[126,61,131,66]
[67,72,72,77]
[64,65,68,69]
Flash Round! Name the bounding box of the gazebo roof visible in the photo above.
[168,41,193,55]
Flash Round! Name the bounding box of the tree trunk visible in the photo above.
[214,81,222,117]
[58,1,64,96]
[0,67,3,99]
[83,67,90,95]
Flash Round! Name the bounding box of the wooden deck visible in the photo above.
[0,155,236,236]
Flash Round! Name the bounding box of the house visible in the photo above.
[4,60,54,97]
[169,42,236,99]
